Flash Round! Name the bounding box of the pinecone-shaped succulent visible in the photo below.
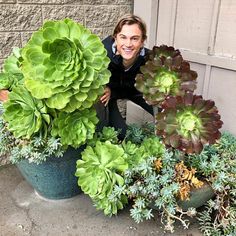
[156,92,223,154]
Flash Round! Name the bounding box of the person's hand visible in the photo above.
[100,86,111,106]
[0,90,9,102]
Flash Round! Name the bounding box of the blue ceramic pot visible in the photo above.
[16,146,84,200]
[177,182,215,210]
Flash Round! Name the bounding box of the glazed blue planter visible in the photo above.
[177,182,215,211]
[16,147,84,200]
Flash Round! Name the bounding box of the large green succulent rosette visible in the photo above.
[3,85,50,139]
[21,18,111,112]
[51,108,98,148]
[156,92,223,154]
[75,141,128,215]
[135,45,197,106]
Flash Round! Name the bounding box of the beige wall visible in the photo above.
[0,0,133,68]
[134,0,236,136]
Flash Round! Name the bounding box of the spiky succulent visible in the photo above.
[21,18,111,112]
[156,92,223,154]
[135,45,197,106]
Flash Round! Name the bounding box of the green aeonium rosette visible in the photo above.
[3,85,50,139]
[21,18,111,112]
[0,47,24,90]
[76,141,128,215]
[51,108,98,148]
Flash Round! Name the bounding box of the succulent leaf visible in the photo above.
[3,85,50,139]
[51,107,98,148]
[148,45,182,61]
[135,45,197,106]
[156,92,223,154]
[0,47,24,90]
[21,18,111,112]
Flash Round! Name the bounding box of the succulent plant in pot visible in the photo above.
[135,45,197,112]
[123,45,234,234]
[0,18,111,199]
[75,45,234,235]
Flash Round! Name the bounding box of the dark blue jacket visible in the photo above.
[102,36,149,99]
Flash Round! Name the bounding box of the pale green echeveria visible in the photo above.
[3,85,50,139]
[0,47,24,90]
[75,141,128,215]
[51,107,98,148]
[21,18,111,112]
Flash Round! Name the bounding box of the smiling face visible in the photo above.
[115,23,144,68]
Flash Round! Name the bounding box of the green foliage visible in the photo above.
[3,85,51,139]
[156,92,223,154]
[51,108,98,148]
[138,136,165,159]
[0,47,24,90]
[75,125,162,216]
[122,151,197,233]
[0,18,111,162]
[187,132,236,235]
[21,18,111,112]
[0,115,64,164]
[87,126,119,146]
[125,122,155,144]
[75,140,128,215]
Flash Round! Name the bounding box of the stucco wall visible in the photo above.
[0,0,133,166]
[0,0,133,68]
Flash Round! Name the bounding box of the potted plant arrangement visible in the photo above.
[0,18,111,199]
[75,45,236,235]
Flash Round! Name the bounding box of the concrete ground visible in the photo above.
[0,164,203,236]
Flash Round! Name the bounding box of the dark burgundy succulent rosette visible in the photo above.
[148,44,182,61]
[135,45,197,106]
[156,92,223,154]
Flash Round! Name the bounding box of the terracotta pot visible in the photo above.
[0,90,9,102]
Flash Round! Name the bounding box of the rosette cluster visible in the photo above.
[156,93,223,153]
[135,45,223,153]
[22,18,111,112]
[135,45,197,105]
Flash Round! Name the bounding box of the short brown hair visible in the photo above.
[113,14,147,41]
